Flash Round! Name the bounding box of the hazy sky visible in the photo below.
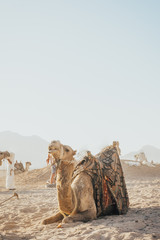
[0,0,160,155]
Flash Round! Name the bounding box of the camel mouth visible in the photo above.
[48,151,59,161]
[48,149,58,153]
[48,150,57,154]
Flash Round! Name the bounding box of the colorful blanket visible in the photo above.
[72,146,129,216]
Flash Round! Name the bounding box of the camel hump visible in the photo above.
[73,144,129,216]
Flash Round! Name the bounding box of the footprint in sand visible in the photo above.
[2,221,19,230]
[19,207,37,213]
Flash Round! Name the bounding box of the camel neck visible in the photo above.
[56,160,75,215]
[9,153,15,161]
[57,160,74,186]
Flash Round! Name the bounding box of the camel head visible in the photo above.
[0,151,10,166]
[0,151,10,161]
[26,161,31,166]
[48,140,77,164]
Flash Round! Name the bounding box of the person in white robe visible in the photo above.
[6,152,15,190]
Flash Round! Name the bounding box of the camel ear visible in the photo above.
[73,150,77,156]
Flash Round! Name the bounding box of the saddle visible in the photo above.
[72,145,129,216]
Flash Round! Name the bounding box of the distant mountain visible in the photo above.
[122,145,160,164]
[1,132,160,168]
[0,131,49,169]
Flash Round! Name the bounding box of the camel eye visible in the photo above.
[65,148,69,152]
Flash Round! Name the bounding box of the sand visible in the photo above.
[0,164,160,240]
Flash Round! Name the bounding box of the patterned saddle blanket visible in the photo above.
[72,146,129,216]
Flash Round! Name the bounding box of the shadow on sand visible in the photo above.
[0,233,34,240]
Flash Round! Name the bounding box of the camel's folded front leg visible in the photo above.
[42,212,64,225]
[62,210,97,223]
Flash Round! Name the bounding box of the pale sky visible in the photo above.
[0,0,160,155]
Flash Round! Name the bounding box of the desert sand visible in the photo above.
[0,163,160,240]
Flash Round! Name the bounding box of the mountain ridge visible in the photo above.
[0,131,160,168]
[0,131,49,169]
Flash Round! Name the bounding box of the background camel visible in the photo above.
[14,161,31,174]
[0,152,31,174]
[42,140,129,225]
[0,151,10,165]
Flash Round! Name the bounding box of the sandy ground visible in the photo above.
[0,164,160,240]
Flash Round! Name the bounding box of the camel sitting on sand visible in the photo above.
[14,161,31,173]
[42,141,129,225]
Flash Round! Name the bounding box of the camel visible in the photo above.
[14,161,31,173]
[134,152,148,165]
[25,161,31,171]
[42,140,129,225]
[0,151,10,165]
[14,161,25,172]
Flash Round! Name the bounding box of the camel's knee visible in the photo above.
[42,218,50,225]
[63,209,97,224]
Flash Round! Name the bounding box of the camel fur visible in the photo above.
[0,151,10,165]
[42,140,129,225]
[14,161,31,174]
